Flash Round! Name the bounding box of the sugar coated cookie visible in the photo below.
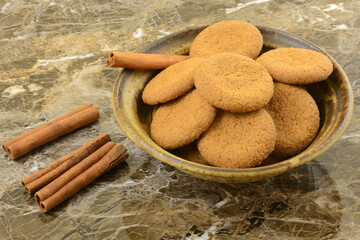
[190,20,263,59]
[194,53,274,112]
[142,58,203,105]
[256,47,333,84]
[265,82,320,157]
[197,109,276,168]
[151,89,217,149]
[172,143,209,165]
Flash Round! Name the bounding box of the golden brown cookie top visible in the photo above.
[151,89,217,149]
[194,53,274,112]
[257,47,333,84]
[142,58,203,105]
[265,82,320,157]
[189,20,263,59]
[197,109,276,169]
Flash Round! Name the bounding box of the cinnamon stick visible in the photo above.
[36,143,128,213]
[3,103,92,151]
[34,141,116,203]
[106,52,190,69]
[22,133,111,194]
[3,104,100,159]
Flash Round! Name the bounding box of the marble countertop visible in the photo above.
[1,0,359,239]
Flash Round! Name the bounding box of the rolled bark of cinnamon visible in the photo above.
[34,141,116,204]
[36,143,128,213]
[3,104,100,159]
[106,52,190,69]
[3,103,92,151]
[22,133,111,194]
[21,133,111,187]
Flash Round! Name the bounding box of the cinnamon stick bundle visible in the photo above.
[35,143,128,213]
[34,141,116,203]
[3,103,100,159]
[106,52,189,69]
[21,133,111,194]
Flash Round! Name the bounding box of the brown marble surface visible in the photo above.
[0,0,359,239]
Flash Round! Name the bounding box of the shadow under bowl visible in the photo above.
[112,26,353,183]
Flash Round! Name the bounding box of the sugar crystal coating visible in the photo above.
[257,47,333,84]
[197,109,276,168]
[190,20,263,59]
[265,82,320,157]
[151,89,217,149]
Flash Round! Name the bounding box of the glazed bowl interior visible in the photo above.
[112,26,353,183]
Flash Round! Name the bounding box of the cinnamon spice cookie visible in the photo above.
[194,53,274,112]
[256,47,333,84]
[197,109,276,169]
[151,89,217,149]
[142,58,203,105]
[265,82,320,157]
[172,143,209,165]
[190,20,263,59]
[259,155,286,166]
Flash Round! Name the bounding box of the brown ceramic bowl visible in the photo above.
[112,26,353,183]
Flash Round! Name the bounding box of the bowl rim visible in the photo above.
[112,26,354,179]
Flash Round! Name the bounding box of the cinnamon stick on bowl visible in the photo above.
[106,52,189,69]
[2,103,100,160]
[35,143,128,213]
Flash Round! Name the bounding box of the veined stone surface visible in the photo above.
[0,0,359,239]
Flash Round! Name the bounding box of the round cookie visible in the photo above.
[194,53,274,113]
[256,47,333,84]
[190,20,263,59]
[259,155,286,166]
[142,58,203,105]
[151,89,217,149]
[172,143,209,165]
[265,82,320,157]
[197,109,276,169]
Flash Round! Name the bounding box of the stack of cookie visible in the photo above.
[142,20,333,169]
